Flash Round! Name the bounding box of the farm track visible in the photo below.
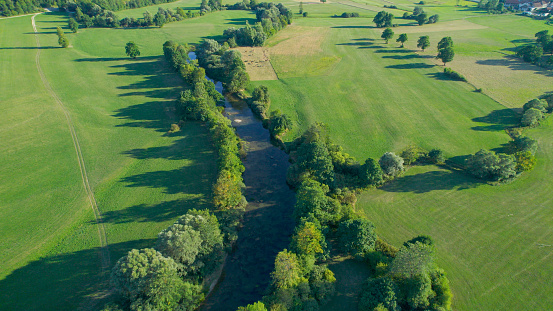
[31,14,111,272]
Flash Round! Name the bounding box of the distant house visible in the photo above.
[504,0,550,11]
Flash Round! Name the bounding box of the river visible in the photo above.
[190,53,296,310]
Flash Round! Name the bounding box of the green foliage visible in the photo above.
[443,67,466,81]
[154,10,167,27]
[110,248,193,311]
[337,218,377,259]
[381,28,394,44]
[521,108,544,127]
[388,242,435,278]
[293,179,343,226]
[291,222,324,257]
[156,223,202,273]
[400,145,424,165]
[515,151,536,172]
[379,152,404,177]
[362,158,384,186]
[517,44,543,63]
[465,149,516,181]
[358,277,399,311]
[437,46,455,65]
[272,250,305,289]
[58,35,69,48]
[373,11,394,28]
[508,136,538,154]
[437,37,453,50]
[68,18,78,33]
[237,302,268,311]
[296,140,335,186]
[416,12,428,25]
[268,110,293,136]
[396,33,408,47]
[125,41,140,59]
[523,99,547,113]
[417,35,430,51]
[428,14,439,24]
[429,268,452,310]
[403,235,434,247]
[428,148,445,164]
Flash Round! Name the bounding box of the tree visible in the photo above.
[56,26,63,37]
[299,1,303,14]
[337,219,377,258]
[68,18,78,33]
[156,223,202,273]
[437,46,454,65]
[413,6,424,16]
[428,14,439,24]
[125,41,140,59]
[358,277,399,311]
[271,250,304,289]
[437,36,453,50]
[508,136,538,154]
[428,149,445,164]
[417,35,430,51]
[291,221,324,257]
[373,11,394,28]
[110,248,193,311]
[58,35,69,48]
[516,44,543,63]
[521,108,544,127]
[143,11,153,26]
[296,140,335,186]
[523,98,547,113]
[515,151,536,172]
[415,12,427,25]
[268,111,293,136]
[388,242,435,277]
[362,158,383,186]
[465,149,516,181]
[396,33,408,47]
[381,28,394,44]
[154,11,166,27]
[379,152,404,177]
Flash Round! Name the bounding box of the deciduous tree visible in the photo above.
[437,46,454,65]
[125,41,140,59]
[381,27,394,44]
[373,11,394,28]
[396,33,408,47]
[417,35,430,51]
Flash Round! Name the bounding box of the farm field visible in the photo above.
[0,3,256,309]
[247,1,553,310]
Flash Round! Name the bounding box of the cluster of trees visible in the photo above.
[56,26,69,48]
[246,85,293,137]
[477,0,506,14]
[224,2,293,46]
[333,12,359,18]
[163,40,246,244]
[521,98,549,127]
[105,209,224,311]
[359,237,452,311]
[465,149,517,181]
[200,0,221,14]
[379,29,408,47]
[0,0,41,16]
[195,39,250,93]
[74,4,197,29]
[403,7,439,25]
[373,10,394,28]
[516,30,553,65]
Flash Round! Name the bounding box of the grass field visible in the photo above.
[245,1,553,310]
[0,5,258,309]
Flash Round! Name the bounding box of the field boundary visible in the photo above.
[31,13,111,272]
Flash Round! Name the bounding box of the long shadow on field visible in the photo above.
[0,46,59,50]
[331,25,374,29]
[380,169,480,194]
[74,56,158,62]
[471,108,520,132]
[386,62,434,69]
[225,17,258,25]
[0,239,153,311]
[101,197,207,224]
[476,55,553,77]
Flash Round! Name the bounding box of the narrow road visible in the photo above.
[31,13,111,271]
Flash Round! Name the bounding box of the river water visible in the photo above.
[191,53,296,310]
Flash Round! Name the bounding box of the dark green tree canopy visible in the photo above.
[373,11,394,28]
[396,33,408,47]
[437,36,453,50]
[337,218,377,258]
[125,41,140,59]
[381,27,394,44]
[437,46,454,65]
[417,35,430,51]
[379,152,404,177]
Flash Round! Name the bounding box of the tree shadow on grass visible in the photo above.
[0,239,154,311]
[0,46,60,49]
[386,62,434,69]
[331,25,374,29]
[380,168,481,194]
[375,48,413,54]
[225,17,257,25]
[475,55,553,77]
[336,41,376,47]
[471,108,520,131]
[74,56,159,62]
[382,53,422,60]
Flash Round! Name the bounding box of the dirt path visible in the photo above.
[31,13,111,272]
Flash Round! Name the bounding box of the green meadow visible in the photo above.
[0,3,256,309]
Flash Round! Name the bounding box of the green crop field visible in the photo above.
[0,3,257,309]
[250,1,553,310]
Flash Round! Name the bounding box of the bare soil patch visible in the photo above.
[235,47,278,81]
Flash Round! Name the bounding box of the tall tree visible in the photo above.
[437,36,453,50]
[415,12,428,25]
[437,46,454,65]
[396,33,408,47]
[271,250,304,289]
[417,35,430,51]
[299,1,303,13]
[381,27,394,44]
[373,11,394,28]
[125,41,140,59]
[68,18,78,33]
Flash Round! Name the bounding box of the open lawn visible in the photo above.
[0,4,257,309]
[250,1,553,310]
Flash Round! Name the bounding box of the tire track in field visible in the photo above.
[31,13,111,272]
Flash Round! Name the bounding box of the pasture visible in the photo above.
[0,3,257,309]
[249,0,553,310]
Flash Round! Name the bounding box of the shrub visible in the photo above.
[465,149,516,181]
[428,149,445,164]
[268,110,293,136]
[515,151,536,172]
[400,145,423,165]
[508,136,538,154]
[521,108,544,127]
[362,158,384,186]
[522,98,547,113]
[443,67,466,81]
[303,11,308,17]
